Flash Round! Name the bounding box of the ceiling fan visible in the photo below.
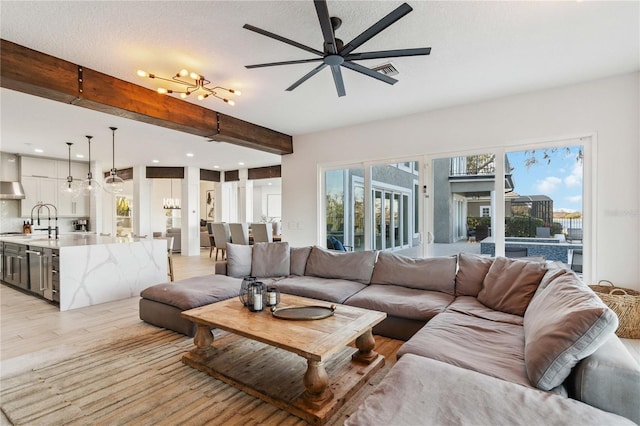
[243,1,431,97]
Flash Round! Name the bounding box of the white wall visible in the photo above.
[282,72,640,290]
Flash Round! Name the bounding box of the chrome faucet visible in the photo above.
[30,203,59,239]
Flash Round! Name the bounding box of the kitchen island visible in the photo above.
[0,234,167,311]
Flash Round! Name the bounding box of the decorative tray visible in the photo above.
[271,305,336,321]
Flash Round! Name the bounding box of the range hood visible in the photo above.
[0,181,26,200]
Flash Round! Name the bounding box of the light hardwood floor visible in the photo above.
[1,249,220,362]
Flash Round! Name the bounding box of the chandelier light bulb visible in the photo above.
[179,69,189,77]
[180,93,187,99]
[230,89,241,96]
[137,70,148,78]
[157,87,168,94]
[197,94,206,100]
[225,99,235,106]
[190,72,200,80]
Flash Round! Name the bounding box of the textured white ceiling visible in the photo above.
[1,1,638,171]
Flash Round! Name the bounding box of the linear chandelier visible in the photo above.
[136,69,241,105]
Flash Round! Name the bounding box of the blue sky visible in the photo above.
[507,146,583,213]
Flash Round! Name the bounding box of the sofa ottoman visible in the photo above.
[345,354,635,426]
[139,274,241,336]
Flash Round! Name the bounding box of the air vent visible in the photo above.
[371,62,399,76]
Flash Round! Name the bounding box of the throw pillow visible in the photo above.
[477,256,547,316]
[290,246,312,276]
[455,253,494,297]
[226,243,253,278]
[370,252,457,295]
[251,242,290,277]
[523,272,619,391]
[305,246,377,284]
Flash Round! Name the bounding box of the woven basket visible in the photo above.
[589,280,640,339]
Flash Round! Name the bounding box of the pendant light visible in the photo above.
[59,142,81,196]
[103,126,125,194]
[79,135,101,196]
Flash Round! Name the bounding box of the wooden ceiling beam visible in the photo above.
[0,39,293,156]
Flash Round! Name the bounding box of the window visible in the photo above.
[480,206,491,217]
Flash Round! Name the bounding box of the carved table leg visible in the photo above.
[192,324,214,354]
[353,328,379,364]
[302,359,333,409]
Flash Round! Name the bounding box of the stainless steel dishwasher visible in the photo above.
[26,247,57,301]
[3,243,28,290]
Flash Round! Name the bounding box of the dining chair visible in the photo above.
[251,223,273,243]
[229,223,250,245]
[212,222,231,260]
[166,236,175,281]
[206,223,216,258]
[154,235,175,281]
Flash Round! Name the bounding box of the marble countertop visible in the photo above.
[0,233,149,248]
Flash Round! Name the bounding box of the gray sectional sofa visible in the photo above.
[139,242,640,425]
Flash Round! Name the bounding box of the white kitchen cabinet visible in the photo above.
[21,157,58,178]
[21,176,58,218]
[57,160,88,180]
[58,189,88,217]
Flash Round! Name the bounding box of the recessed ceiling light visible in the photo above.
[152,159,160,163]
[268,182,273,186]
[186,153,194,157]
[34,148,44,153]
[76,154,84,158]
[238,162,245,166]
[213,165,220,169]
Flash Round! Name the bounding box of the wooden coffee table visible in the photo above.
[181,294,387,425]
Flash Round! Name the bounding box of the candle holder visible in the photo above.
[239,276,256,306]
[247,281,266,312]
[265,287,280,307]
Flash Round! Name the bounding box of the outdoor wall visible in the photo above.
[282,72,640,291]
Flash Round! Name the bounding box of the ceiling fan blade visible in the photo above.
[344,47,431,61]
[342,61,398,85]
[340,3,413,56]
[245,58,324,69]
[286,63,328,91]
[330,65,346,97]
[243,24,324,57]
[314,0,337,55]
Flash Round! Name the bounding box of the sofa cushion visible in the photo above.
[304,246,376,284]
[398,311,533,388]
[370,252,456,295]
[270,276,366,304]
[226,243,253,278]
[445,296,523,326]
[477,256,547,316]
[140,274,241,311]
[523,272,619,391]
[345,354,636,426]
[345,284,454,322]
[290,246,312,276]
[251,242,290,278]
[455,253,493,297]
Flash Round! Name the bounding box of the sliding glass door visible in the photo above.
[324,160,422,256]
